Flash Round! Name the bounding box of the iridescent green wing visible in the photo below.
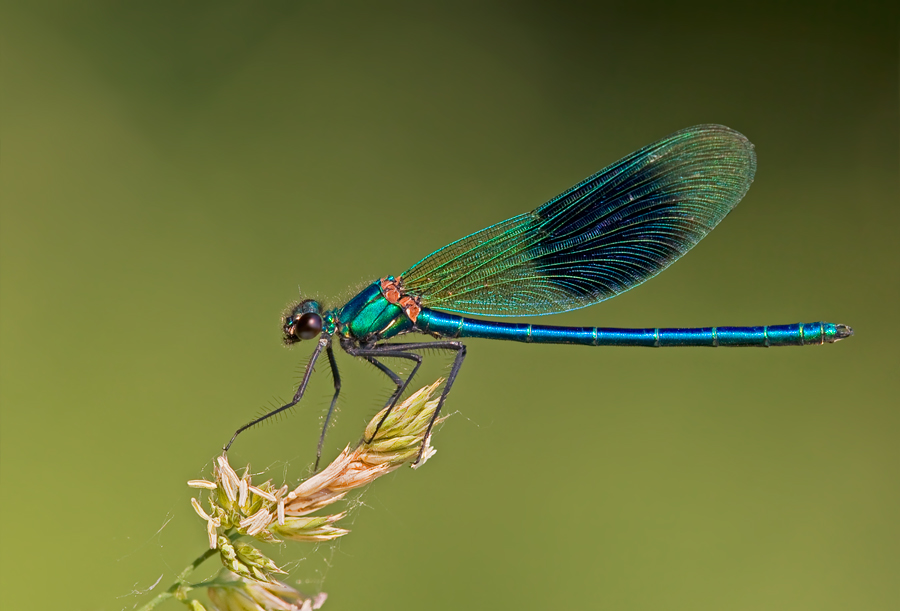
[401,124,756,316]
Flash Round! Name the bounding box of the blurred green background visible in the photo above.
[1,2,897,610]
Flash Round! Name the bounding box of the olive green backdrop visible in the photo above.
[1,2,897,610]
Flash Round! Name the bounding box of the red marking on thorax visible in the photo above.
[398,296,421,321]
[380,277,402,304]
[380,276,421,323]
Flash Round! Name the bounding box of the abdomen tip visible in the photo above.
[835,324,854,340]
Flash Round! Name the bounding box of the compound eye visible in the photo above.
[295,312,323,340]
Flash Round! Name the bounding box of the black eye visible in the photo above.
[295,313,323,340]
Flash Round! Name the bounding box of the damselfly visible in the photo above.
[225,125,852,466]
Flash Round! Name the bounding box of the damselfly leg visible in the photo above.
[224,335,329,453]
[351,341,467,464]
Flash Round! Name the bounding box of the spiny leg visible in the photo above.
[364,356,405,410]
[343,345,423,442]
[362,356,421,442]
[415,342,466,465]
[315,344,342,471]
[224,335,329,452]
[354,341,467,455]
[364,341,467,464]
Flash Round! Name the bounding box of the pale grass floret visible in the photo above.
[188,479,219,490]
[249,485,276,503]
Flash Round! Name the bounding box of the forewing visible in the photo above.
[402,125,757,316]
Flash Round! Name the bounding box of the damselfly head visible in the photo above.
[283,299,322,345]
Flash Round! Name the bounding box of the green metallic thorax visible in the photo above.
[333,280,414,343]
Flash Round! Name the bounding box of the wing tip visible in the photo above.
[680,123,757,188]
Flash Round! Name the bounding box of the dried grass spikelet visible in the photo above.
[188,379,446,583]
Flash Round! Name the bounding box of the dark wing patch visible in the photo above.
[402,125,756,316]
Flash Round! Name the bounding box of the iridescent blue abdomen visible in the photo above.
[416,308,851,347]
